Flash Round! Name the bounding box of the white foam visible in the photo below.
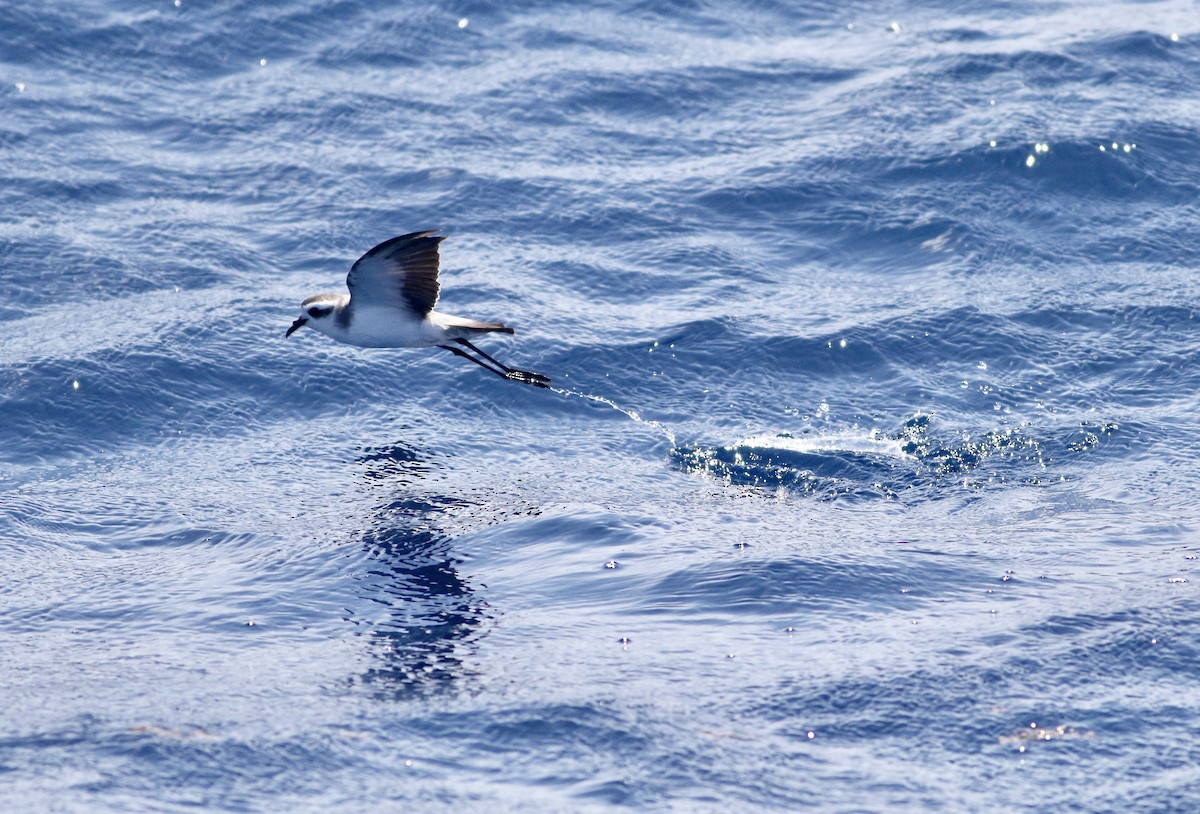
[549,387,676,446]
[733,431,910,458]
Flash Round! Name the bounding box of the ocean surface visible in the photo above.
[3,0,1199,811]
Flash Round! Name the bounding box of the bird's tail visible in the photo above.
[441,316,515,335]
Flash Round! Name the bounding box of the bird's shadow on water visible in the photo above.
[348,441,493,699]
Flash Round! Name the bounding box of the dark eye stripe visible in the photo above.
[307,306,333,318]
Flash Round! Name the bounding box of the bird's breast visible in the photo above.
[323,306,441,348]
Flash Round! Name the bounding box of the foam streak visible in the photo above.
[549,386,677,446]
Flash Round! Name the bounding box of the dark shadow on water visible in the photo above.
[350,440,490,699]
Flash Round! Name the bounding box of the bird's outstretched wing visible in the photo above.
[346,230,444,316]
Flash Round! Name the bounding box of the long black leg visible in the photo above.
[454,338,511,371]
[438,344,510,381]
[454,338,551,386]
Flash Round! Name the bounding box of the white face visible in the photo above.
[286,298,337,337]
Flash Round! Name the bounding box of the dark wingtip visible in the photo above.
[369,229,446,255]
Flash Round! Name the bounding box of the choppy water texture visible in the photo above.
[3,1,1200,811]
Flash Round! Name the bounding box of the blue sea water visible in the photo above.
[3,0,1200,810]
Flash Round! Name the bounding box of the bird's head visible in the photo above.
[286,294,339,338]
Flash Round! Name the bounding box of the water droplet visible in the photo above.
[1025,155,1036,168]
[72,380,80,390]
[889,21,901,33]
[458,17,469,28]
[807,731,816,739]
[989,139,997,147]
[258,58,268,66]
